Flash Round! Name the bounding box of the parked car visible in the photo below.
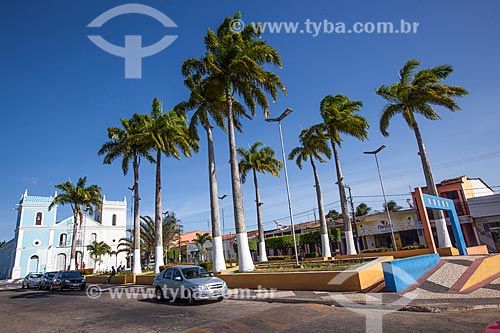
[50,270,86,291]
[38,271,57,290]
[153,265,227,305]
[22,273,43,289]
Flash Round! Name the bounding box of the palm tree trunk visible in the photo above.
[310,158,332,258]
[154,150,164,273]
[132,155,142,275]
[69,208,79,270]
[206,124,226,272]
[253,168,268,262]
[331,140,357,255]
[413,122,452,248]
[226,94,254,271]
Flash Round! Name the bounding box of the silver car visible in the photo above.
[22,272,43,289]
[153,265,227,304]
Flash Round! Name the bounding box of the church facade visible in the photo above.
[0,190,127,280]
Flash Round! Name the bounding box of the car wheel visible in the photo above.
[58,284,63,292]
[155,287,164,302]
[217,296,224,302]
[21,283,25,289]
[185,289,194,306]
[80,285,85,291]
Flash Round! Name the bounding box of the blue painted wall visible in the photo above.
[383,254,440,292]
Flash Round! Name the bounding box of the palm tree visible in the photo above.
[384,200,403,213]
[376,59,468,247]
[49,177,102,270]
[139,216,156,267]
[289,127,332,258]
[320,94,369,255]
[98,114,154,274]
[356,203,372,217]
[146,98,198,273]
[182,12,286,271]
[162,212,183,263]
[238,142,282,262]
[87,241,112,270]
[193,232,212,262]
[175,74,247,273]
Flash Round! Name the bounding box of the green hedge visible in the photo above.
[267,255,290,261]
[361,247,389,253]
[199,261,213,272]
[299,228,341,245]
[78,268,94,276]
[233,240,257,254]
[167,250,180,260]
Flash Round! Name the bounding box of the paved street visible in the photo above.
[0,285,499,332]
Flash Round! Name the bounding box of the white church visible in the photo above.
[0,190,128,279]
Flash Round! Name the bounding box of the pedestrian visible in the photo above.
[75,262,79,270]
[106,266,116,283]
[82,262,86,270]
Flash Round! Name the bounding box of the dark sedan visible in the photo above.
[38,271,57,290]
[50,271,86,291]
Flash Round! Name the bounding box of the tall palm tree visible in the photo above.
[98,114,154,275]
[146,98,198,273]
[49,177,102,270]
[182,12,286,271]
[86,241,112,270]
[175,74,248,273]
[139,216,156,267]
[356,203,372,217]
[320,94,369,255]
[289,127,332,258]
[376,59,468,247]
[238,142,282,262]
[193,232,212,262]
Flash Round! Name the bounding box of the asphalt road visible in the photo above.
[0,286,498,332]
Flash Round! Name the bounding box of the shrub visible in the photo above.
[305,252,319,259]
[199,261,213,272]
[167,250,180,260]
[267,256,290,261]
[225,259,237,264]
[400,244,427,251]
[361,247,389,253]
[233,240,258,254]
[78,268,94,276]
[158,263,181,271]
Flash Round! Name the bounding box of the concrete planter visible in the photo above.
[135,275,155,285]
[219,256,393,292]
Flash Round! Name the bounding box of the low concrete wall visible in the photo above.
[135,275,155,285]
[219,257,393,292]
[437,247,459,256]
[466,245,489,255]
[382,254,440,292]
[459,254,500,292]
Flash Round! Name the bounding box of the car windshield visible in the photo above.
[47,272,56,278]
[181,267,211,279]
[30,274,42,278]
[62,271,82,279]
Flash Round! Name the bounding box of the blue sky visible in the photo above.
[1,0,499,242]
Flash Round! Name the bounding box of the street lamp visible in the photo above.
[218,194,227,257]
[363,145,397,251]
[266,108,300,266]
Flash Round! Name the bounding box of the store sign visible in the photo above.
[357,213,417,236]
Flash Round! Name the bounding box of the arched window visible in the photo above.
[112,214,117,226]
[59,233,67,247]
[91,233,97,243]
[35,212,43,226]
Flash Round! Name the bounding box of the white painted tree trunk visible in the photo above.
[344,230,357,255]
[154,246,163,272]
[321,233,332,258]
[132,249,142,275]
[69,258,76,270]
[236,233,255,272]
[212,236,226,272]
[259,241,268,262]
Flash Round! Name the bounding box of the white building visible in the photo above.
[0,191,127,279]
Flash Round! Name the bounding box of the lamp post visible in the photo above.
[218,194,227,257]
[266,108,300,266]
[363,145,397,251]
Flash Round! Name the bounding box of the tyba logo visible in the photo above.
[87,3,177,79]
